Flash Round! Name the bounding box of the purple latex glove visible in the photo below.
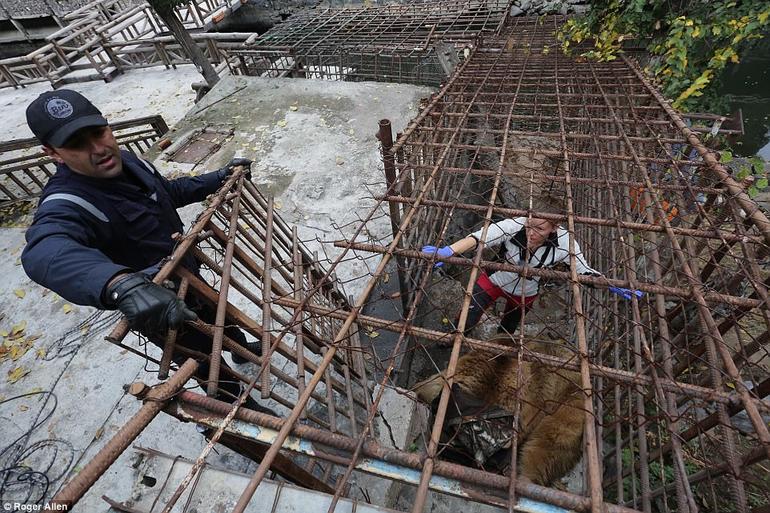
[421,245,454,268]
[609,286,644,300]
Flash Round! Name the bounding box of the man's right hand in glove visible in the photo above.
[106,273,197,333]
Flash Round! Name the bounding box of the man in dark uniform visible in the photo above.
[21,89,272,413]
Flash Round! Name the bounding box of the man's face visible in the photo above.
[43,126,122,178]
[526,218,556,251]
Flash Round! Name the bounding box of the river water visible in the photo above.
[720,38,770,159]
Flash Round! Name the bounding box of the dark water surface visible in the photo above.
[720,37,770,159]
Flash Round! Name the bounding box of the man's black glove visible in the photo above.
[216,157,253,182]
[107,273,197,333]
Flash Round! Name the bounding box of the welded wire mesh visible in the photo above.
[229,0,512,86]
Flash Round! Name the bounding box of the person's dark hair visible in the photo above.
[527,196,565,226]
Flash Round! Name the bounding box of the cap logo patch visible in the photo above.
[46,98,74,119]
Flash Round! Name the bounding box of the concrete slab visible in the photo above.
[1,64,202,142]
[352,385,430,507]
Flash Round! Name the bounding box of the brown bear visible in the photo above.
[413,335,585,486]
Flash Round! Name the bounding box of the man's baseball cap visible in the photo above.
[25,89,108,147]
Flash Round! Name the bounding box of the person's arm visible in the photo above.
[162,158,252,208]
[22,204,131,308]
[468,217,524,248]
[571,238,602,276]
[448,235,478,254]
[420,218,522,267]
[23,204,197,330]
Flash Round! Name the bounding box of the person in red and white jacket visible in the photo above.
[422,216,637,335]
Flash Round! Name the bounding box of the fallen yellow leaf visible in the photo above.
[10,321,26,338]
[289,105,298,111]
[0,331,8,338]
[14,289,25,299]
[381,273,390,284]
[19,405,29,412]
[7,366,30,384]
[36,348,46,359]
[277,119,287,128]
[442,317,450,324]
[63,304,73,314]
[9,344,30,361]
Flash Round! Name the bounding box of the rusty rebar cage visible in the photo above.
[351,16,770,513]
[229,0,513,86]
[50,14,770,513]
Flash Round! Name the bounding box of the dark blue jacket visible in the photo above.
[22,150,224,308]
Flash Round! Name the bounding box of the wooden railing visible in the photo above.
[0,115,169,207]
[0,0,246,90]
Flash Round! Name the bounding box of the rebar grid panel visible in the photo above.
[229,0,512,86]
[87,170,376,501]
[253,1,510,52]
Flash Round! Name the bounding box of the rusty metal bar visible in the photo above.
[50,359,198,509]
[261,196,275,399]
[207,173,245,397]
[292,226,307,420]
[158,277,188,380]
[169,391,642,513]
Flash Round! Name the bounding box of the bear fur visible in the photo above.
[413,335,584,486]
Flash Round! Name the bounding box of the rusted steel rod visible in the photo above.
[414,123,688,145]
[396,164,726,194]
[553,54,603,511]
[292,226,307,419]
[261,196,275,399]
[207,174,245,397]
[169,391,641,513]
[375,195,763,244]
[158,277,188,380]
[269,295,759,407]
[50,359,198,509]
[334,242,765,309]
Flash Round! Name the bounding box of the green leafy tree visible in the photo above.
[147,0,220,89]
[558,0,770,112]
[558,1,769,197]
